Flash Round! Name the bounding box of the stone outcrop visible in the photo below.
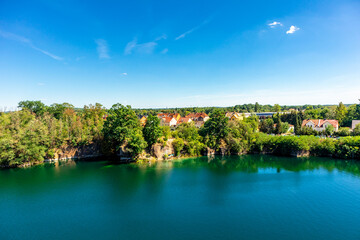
[46,143,101,162]
[152,139,175,160]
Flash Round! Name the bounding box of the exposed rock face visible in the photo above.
[48,143,101,161]
[204,147,215,156]
[152,139,174,160]
[290,150,310,157]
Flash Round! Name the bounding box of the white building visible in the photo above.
[302,119,339,132]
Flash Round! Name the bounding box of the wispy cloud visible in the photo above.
[175,19,210,40]
[0,29,63,61]
[268,21,283,28]
[121,72,127,76]
[286,25,300,34]
[95,39,110,59]
[161,48,168,54]
[124,35,166,55]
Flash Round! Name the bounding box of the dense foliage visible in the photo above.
[1,100,360,167]
[102,104,147,157]
[252,133,360,159]
[0,102,105,167]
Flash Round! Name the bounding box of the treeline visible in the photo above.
[134,102,360,128]
[253,134,360,159]
[1,101,360,167]
[0,102,105,167]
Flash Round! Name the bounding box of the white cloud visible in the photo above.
[121,73,127,76]
[95,39,110,59]
[268,21,283,28]
[161,48,168,54]
[175,19,210,40]
[0,29,63,61]
[124,38,138,55]
[155,34,167,41]
[124,35,166,55]
[286,25,300,34]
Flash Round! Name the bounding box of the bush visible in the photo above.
[172,138,184,156]
[337,127,351,137]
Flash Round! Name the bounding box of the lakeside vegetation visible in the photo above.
[1,100,360,167]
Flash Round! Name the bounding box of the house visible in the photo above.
[157,113,181,120]
[225,112,243,121]
[302,119,339,132]
[160,117,177,127]
[185,112,209,127]
[186,112,209,122]
[176,117,192,125]
[138,115,147,126]
[352,120,360,130]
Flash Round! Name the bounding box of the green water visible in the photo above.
[1,155,360,240]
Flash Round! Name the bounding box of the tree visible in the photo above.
[325,125,335,136]
[273,104,281,113]
[18,100,46,116]
[199,110,229,149]
[172,138,184,156]
[294,113,301,135]
[355,100,360,119]
[335,102,347,125]
[48,102,75,119]
[352,124,360,136]
[259,118,274,134]
[337,127,350,137]
[255,102,260,112]
[275,113,282,134]
[102,104,147,156]
[143,115,162,148]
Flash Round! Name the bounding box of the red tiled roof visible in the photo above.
[177,117,191,124]
[302,119,338,128]
[186,112,208,120]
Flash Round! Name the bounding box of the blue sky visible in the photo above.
[0,0,359,109]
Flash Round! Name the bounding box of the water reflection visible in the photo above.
[135,155,360,176]
[1,155,359,194]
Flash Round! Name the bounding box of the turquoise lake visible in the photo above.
[1,155,360,240]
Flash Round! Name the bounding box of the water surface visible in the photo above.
[1,155,360,240]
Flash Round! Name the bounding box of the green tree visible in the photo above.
[48,102,75,119]
[335,102,347,125]
[200,110,229,149]
[102,104,147,157]
[18,100,47,116]
[259,118,274,134]
[143,115,162,148]
[355,100,360,119]
[255,102,260,112]
[352,124,360,136]
[325,125,335,136]
[273,104,281,113]
[172,138,184,156]
[294,113,301,135]
[275,113,282,134]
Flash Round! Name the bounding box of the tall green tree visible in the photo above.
[102,104,147,157]
[355,100,360,119]
[143,115,162,148]
[294,113,301,135]
[335,102,347,125]
[255,102,260,112]
[199,110,229,149]
[275,113,282,134]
